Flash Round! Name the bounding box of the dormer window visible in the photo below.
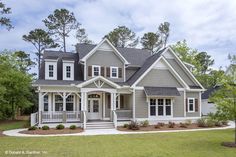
[49,65,54,77]
[63,60,74,80]
[66,66,71,78]
[92,65,100,77]
[110,66,118,78]
[45,59,57,80]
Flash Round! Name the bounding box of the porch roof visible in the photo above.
[144,86,180,97]
[32,80,83,86]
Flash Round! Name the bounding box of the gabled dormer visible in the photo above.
[62,59,74,80]
[79,38,129,82]
[45,57,58,80]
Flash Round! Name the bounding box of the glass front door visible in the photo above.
[87,99,101,120]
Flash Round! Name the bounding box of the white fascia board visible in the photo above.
[62,60,75,63]
[44,59,58,62]
[80,38,130,65]
[166,47,205,90]
[77,76,121,89]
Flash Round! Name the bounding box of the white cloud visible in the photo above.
[0,0,235,71]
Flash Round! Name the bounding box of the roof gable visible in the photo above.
[80,38,129,64]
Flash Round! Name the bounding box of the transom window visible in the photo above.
[188,98,195,112]
[149,98,172,116]
[49,65,54,77]
[110,66,118,78]
[66,95,74,111]
[55,95,63,111]
[92,65,100,77]
[66,66,71,78]
[43,95,49,111]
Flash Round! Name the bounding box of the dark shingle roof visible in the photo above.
[189,85,202,89]
[33,80,83,86]
[202,86,221,99]
[76,43,152,66]
[126,48,166,85]
[144,86,180,96]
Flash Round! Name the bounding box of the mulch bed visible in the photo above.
[221,142,236,148]
[117,124,225,132]
[20,128,83,135]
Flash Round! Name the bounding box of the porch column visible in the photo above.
[48,93,52,119]
[63,92,66,122]
[81,92,87,111]
[38,92,42,125]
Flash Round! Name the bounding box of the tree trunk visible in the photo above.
[38,51,41,79]
[63,35,66,52]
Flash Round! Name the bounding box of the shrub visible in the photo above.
[42,125,49,130]
[206,119,215,127]
[222,120,229,125]
[123,123,129,128]
[69,125,76,130]
[157,122,165,127]
[214,121,223,127]
[128,121,140,130]
[56,124,65,130]
[168,122,175,128]
[140,120,149,127]
[185,119,192,125]
[154,124,161,129]
[28,126,37,131]
[197,118,207,127]
[179,122,188,128]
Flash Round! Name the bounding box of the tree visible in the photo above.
[76,28,93,44]
[23,29,58,77]
[140,32,161,53]
[104,26,139,48]
[43,8,79,52]
[13,51,36,72]
[195,52,214,74]
[0,52,33,119]
[158,22,170,47]
[0,1,12,30]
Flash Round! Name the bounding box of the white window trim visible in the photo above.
[92,65,101,77]
[63,62,74,80]
[148,98,173,117]
[110,66,119,78]
[45,61,57,80]
[66,94,75,111]
[188,98,195,112]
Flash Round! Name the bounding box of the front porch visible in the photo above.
[33,90,133,127]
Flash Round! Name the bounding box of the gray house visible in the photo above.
[31,38,205,129]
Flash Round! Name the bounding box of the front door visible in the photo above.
[87,99,101,120]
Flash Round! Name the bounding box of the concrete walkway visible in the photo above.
[3,121,235,137]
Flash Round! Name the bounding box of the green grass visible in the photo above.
[0,129,236,157]
[0,120,28,131]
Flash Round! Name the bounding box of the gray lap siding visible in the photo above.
[186,92,200,117]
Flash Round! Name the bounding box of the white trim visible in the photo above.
[77,76,121,89]
[132,89,136,120]
[84,61,86,81]
[199,92,202,117]
[166,47,205,90]
[184,90,186,117]
[44,59,58,62]
[187,98,195,112]
[80,38,130,65]
[123,64,126,82]
[63,62,74,80]
[110,66,119,78]
[148,98,173,118]
[132,56,189,88]
[92,65,101,77]
[45,61,57,80]
[62,60,75,63]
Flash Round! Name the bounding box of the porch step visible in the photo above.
[86,121,115,130]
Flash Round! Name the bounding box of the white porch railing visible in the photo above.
[66,111,81,122]
[30,112,39,126]
[116,110,132,120]
[41,111,81,123]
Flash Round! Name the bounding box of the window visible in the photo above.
[55,95,63,111]
[49,65,54,77]
[110,67,118,78]
[66,95,74,111]
[66,66,71,78]
[150,99,156,116]
[165,99,171,116]
[158,99,164,116]
[188,98,195,112]
[92,65,100,77]
[150,98,172,117]
[43,95,49,111]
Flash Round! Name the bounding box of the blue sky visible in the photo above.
[0,0,235,74]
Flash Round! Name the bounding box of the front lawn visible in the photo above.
[0,120,28,131]
[0,129,235,157]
